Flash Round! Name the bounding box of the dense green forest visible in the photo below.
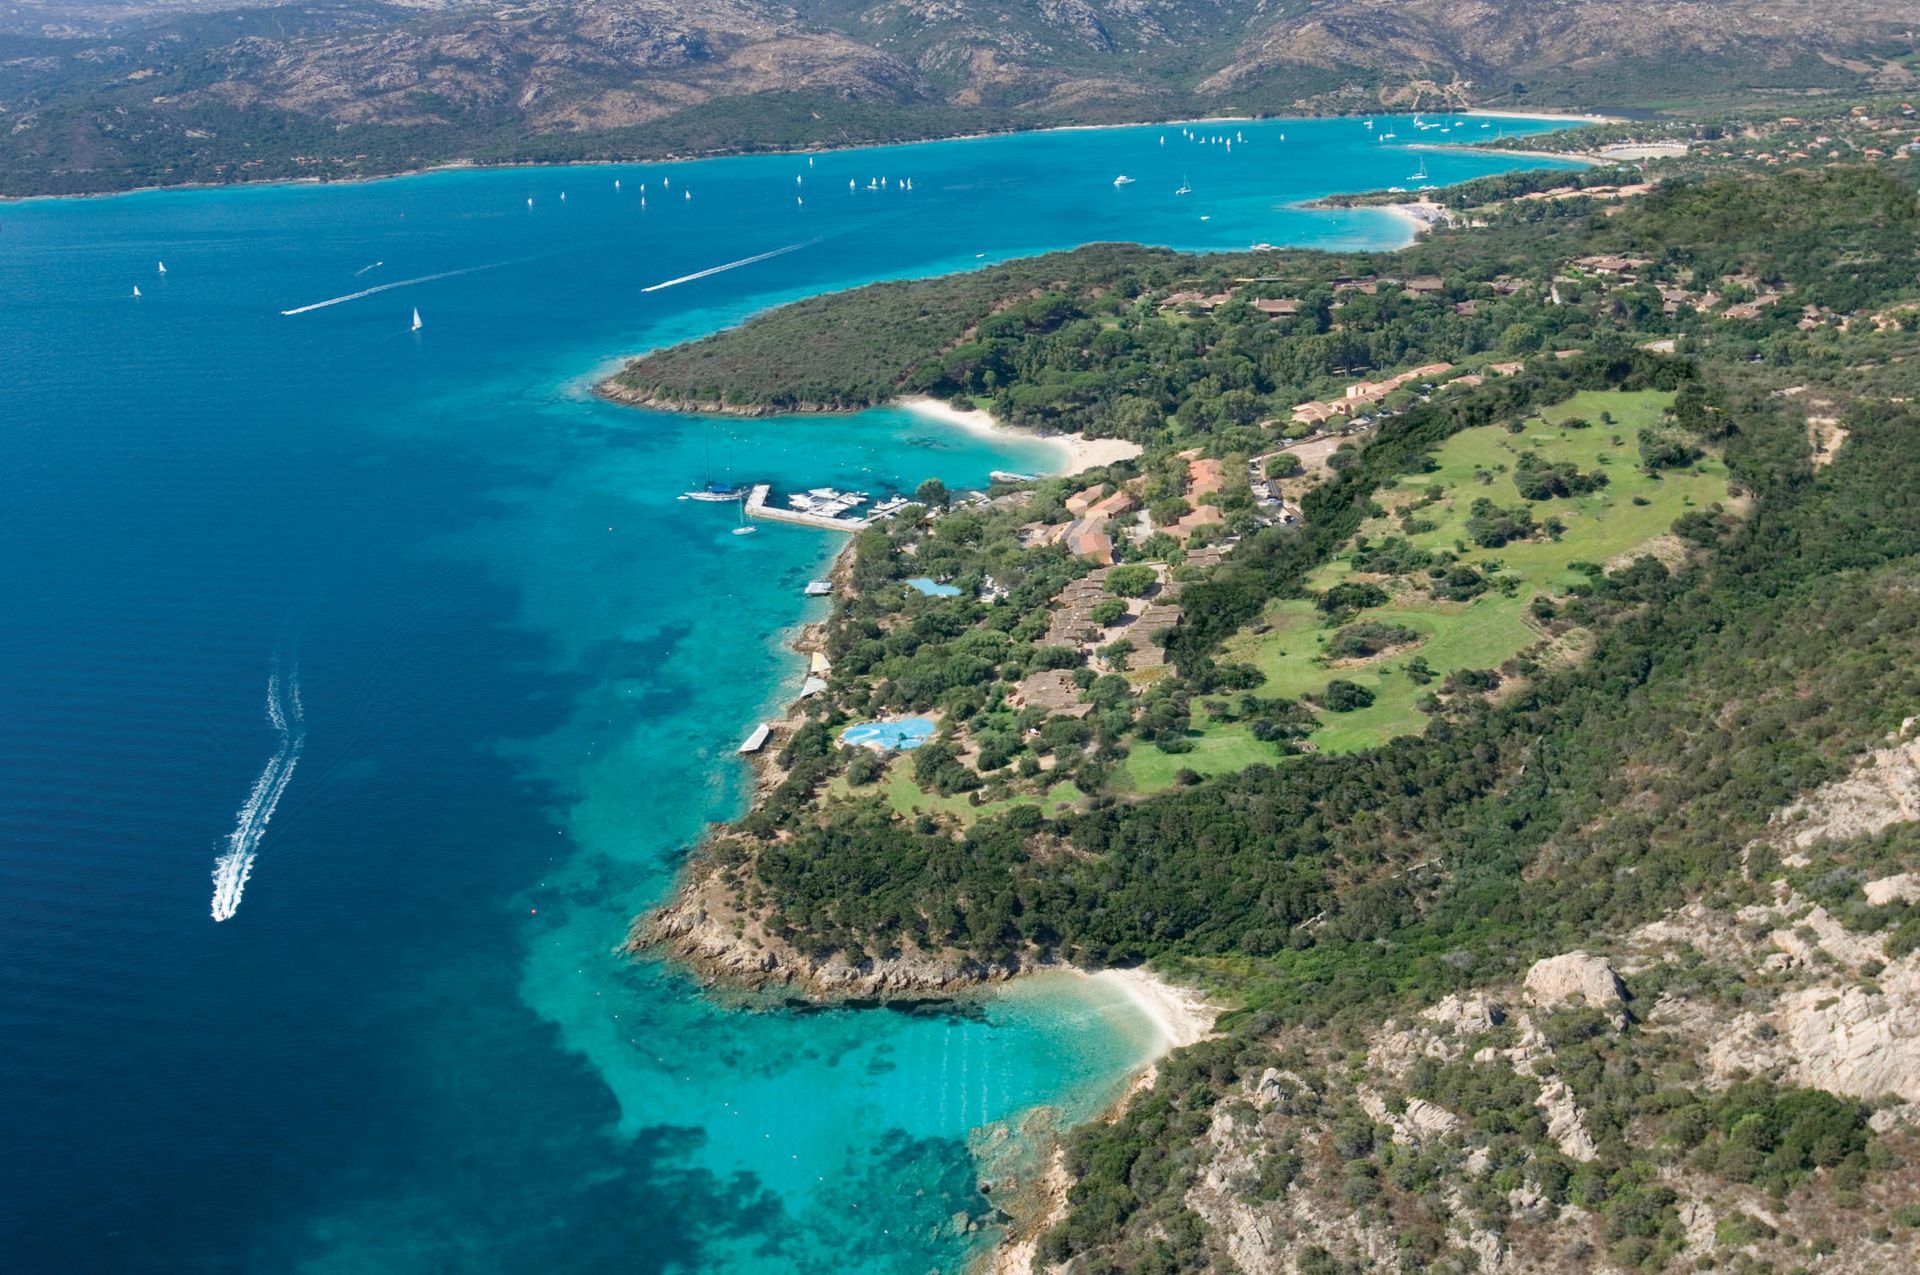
[617,165,1920,440]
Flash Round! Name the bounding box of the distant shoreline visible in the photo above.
[2,107,1601,205]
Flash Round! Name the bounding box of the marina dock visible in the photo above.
[744,483,872,531]
[738,722,772,754]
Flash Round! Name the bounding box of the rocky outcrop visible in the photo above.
[1768,717,1920,853]
[1864,871,1920,906]
[1522,951,1628,1016]
[1706,930,1920,1104]
[640,881,1028,997]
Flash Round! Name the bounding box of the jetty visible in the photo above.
[738,722,772,754]
[744,483,872,531]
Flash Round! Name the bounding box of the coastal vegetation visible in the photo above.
[627,147,1920,1271]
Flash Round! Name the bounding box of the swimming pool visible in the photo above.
[906,577,962,597]
[840,716,937,750]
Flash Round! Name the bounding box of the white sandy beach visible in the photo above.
[980,967,1219,1275]
[1376,197,1450,246]
[1088,967,1221,1053]
[1464,107,1626,125]
[898,395,1144,477]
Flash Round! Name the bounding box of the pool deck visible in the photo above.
[841,717,936,751]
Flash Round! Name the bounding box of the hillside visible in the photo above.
[2,0,1918,193]
[616,151,1920,1268]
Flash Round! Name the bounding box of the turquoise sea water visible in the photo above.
[0,116,1578,1272]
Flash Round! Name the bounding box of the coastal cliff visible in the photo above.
[634,863,1036,999]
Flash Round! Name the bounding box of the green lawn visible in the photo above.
[1120,391,1730,792]
[825,757,1083,824]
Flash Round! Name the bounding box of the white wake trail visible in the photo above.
[639,240,815,293]
[210,666,306,922]
[279,263,501,316]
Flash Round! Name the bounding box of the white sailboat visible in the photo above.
[411,307,422,332]
[157,261,167,275]
[1174,176,1192,195]
[132,284,142,298]
[1409,158,1430,183]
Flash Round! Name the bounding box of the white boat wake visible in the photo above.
[210,665,305,922]
[640,240,816,294]
[279,263,503,316]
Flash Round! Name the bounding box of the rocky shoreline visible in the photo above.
[594,376,871,418]
[634,873,1038,999]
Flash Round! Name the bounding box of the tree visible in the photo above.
[915,478,951,508]
[1321,680,1375,712]
[1106,565,1158,597]
[1499,322,1543,355]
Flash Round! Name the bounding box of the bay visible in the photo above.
[0,115,1578,1272]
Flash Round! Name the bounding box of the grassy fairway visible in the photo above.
[1121,390,1729,792]
[825,758,1083,824]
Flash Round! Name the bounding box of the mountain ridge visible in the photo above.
[2,0,1914,193]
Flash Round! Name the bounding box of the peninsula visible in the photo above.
[612,94,1920,1270]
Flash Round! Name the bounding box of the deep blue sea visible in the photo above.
[0,116,1577,1272]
